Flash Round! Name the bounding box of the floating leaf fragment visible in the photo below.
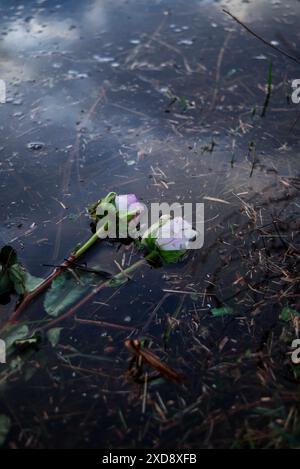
[211,306,234,317]
[280,307,300,322]
[47,328,63,347]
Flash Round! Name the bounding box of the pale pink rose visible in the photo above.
[143,216,197,251]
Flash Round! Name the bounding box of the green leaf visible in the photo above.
[0,246,17,267]
[2,325,40,360]
[44,271,98,317]
[141,216,186,265]
[211,306,234,317]
[0,246,43,298]
[0,270,13,296]
[159,249,185,264]
[25,273,44,293]
[142,237,185,265]
[141,216,170,247]
[280,307,300,322]
[47,328,63,347]
[0,415,11,447]
[0,246,17,296]
[4,325,30,352]
[109,275,129,288]
[9,265,43,296]
[8,264,27,295]
[88,192,116,221]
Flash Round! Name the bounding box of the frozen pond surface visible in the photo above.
[0,0,300,448]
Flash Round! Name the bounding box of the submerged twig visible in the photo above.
[249,141,258,178]
[125,339,184,383]
[74,317,134,331]
[210,31,232,110]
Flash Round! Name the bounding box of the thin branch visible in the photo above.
[74,317,134,331]
[223,9,300,66]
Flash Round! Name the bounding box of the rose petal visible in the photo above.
[156,217,198,251]
[156,237,190,251]
[115,194,138,211]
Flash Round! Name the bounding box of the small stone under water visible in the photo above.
[27,142,45,151]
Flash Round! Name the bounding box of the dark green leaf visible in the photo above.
[88,192,116,221]
[142,236,185,265]
[44,270,98,317]
[25,273,44,292]
[0,270,13,296]
[0,246,43,298]
[0,246,17,296]
[8,264,27,295]
[109,275,129,288]
[3,326,40,359]
[4,325,30,352]
[8,265,43,296]
[159,249,185,264]
[0,246,17,268]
